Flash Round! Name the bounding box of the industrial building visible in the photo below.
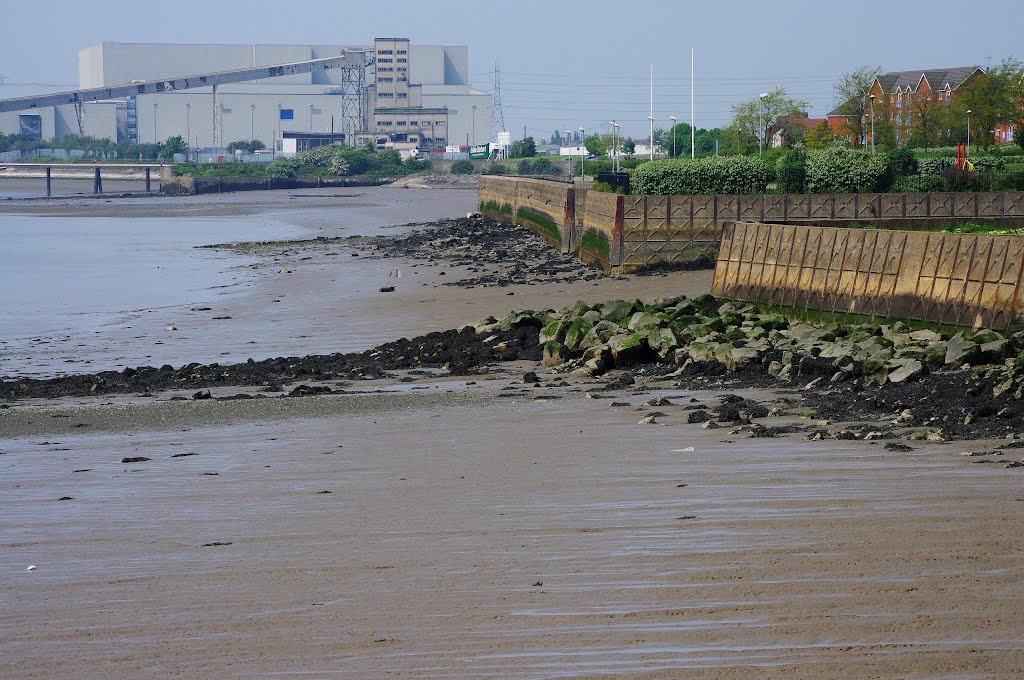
[0,38,492,153]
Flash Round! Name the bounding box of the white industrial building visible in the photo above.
[0,39,492,152]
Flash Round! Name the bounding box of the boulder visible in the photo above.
[608,333,651,367]
[542,340,568,367]
[887,359,925,383]
[713,344,760,372]
[600,299,638,324]
[944,332,981,366]
[648,327,680,360]
[627,311,665,332]
[564,318,594,352]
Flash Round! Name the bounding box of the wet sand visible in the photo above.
[2,381,1022,678]
[2,187,1021,678]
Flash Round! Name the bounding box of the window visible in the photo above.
[397,58,407,63]
[397,121,406,126]
[380,121,393,126]
[379,77,393,82]
[377,58,392,63]
[398,77,407,82]
[279,109,294,120]
[19,114,42,139]
[435,120,445,127]
[379,92,394,98]
[377,49,393,55]
[379,67,393,72]
[397,93,407,98]
[397,49,407,54]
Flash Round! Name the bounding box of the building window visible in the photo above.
[435,120,445,127]
[398,77,407,82]
[377,50,393,55]
[379,67,393,72]
[397,67,407,72]
[381,121,393,126]
[397,121,406,126]
[379,77,393,82]
[280,109,294,120]
[397,49,407,54]
[379,92,394,98]
[397,58,407,63]
[397,93,407,98]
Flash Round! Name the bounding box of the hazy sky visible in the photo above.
[1,0,1022,141]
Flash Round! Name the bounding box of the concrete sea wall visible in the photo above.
[713,221,1024,328]
[479,176,1024,327]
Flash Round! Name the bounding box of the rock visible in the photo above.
[639,415,658,425]
[121,456,150,463]
[192,389,212,400]
[887,359,925,384]
[895,409,915,424]
[523,371,540,384]
[379,286,395,293]
[542,341,567,367]
[648,327,679,360]
[539,321,566,346]
[713,344,760,372]
[165,325,177,332]
[944,332,980,366]
[491,342,509,354]
[924,342,948,367]
[563,318,593,352]
[498,310,544,331]
[979,338,1010,362]
[608,333,651,367]
[700,420,720,430]
[768,361,783,377]
[646,396,672,407]
[627,312,664,332]
[687,410,712,424]
[600,299,637,324]
[803,376,825,390]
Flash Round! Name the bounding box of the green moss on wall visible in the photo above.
[516,208,561,242]
[581,230,610,259]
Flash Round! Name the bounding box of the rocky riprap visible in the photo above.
[358,215,606,287]
[483,293,1024,441]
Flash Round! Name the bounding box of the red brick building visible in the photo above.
[827,66,984,146]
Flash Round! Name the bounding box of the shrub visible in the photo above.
[338,148,371,174]
[517,159,535,174]
[776,149,807,193]
[376,149,402,167]
[805,146,890,193]
[451,159,474,174]
[532,157,558,174]
[483,162,508,175]
[892,174,941,192]
[330,156,350,176]
[629,156,772,195]
[294,145,340,168]
[267,157,300,179]
[886,147,919,177]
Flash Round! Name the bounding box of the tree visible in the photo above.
[162,135,187,157]
[832,65,883,148]
[948,59,1024,150]
[550,130,563,146]
[1017,124,1024,152]
[621,138,636,156]
[662,122,693,157]
[729,87,810,154]
[804,120,835,149]
[907,97,950,149]
[583,134,606,157]
[227,139,266,153]
[870,97,898,152]
[509,136,536,158]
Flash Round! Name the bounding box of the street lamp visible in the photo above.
[669,115,677,157]
[869,94,876,154]
[471,104,478,146]
[966,109,972,157]
[647,116,655,159]
[758,92,768,159]
[185,102,191,152]
[613,121,620,171]
[579,126,585,180]
[606,120,614,171]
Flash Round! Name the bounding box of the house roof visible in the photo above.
[877,66,980,93]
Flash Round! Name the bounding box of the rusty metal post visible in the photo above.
[46,166,51,197]
[145,167,151,192]
[94,167,102,194]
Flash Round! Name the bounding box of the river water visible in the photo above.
[0,186,477,378]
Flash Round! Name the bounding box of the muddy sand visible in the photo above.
[2,190,1022,678]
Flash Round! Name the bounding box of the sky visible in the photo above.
[1,0,1022,142]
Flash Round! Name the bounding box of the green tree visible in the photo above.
[948,59,1024,150]
[804,120,835,149]
[583,134,606,157]
[509,136,536,158]
[451,159,474,174]
[907,97,950,149]
[1017,124,1024,152]
[227,139,266,153]
[662,123,693,157]
[870,97,898,152]
[621,138,636,156]
[162,135,188,157]
[832,65,883,148]
[729,87,810,154]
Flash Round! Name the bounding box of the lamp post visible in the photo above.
[613,121,620,171]
[471,104,477,146]
[966,109,972,157]
[579,126,585,180]
[606,120,614,171]
[869,94,876,154]
[185,103,191,152]
[250,103,255,142]
[153,102,158,144]
[648,116,655,159]
[669,115,677,157]
[758,92,768,159]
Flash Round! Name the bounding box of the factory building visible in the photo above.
[1,38,492,152]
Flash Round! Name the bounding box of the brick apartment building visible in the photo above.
[826,66,1010,146]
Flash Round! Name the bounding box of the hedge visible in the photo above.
[629,156,771,195]
[804,147,889,193]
